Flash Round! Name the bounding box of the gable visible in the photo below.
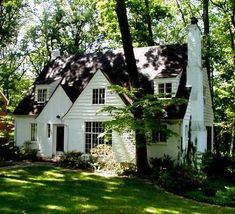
[64,70,126,120]
[37,85,72,122]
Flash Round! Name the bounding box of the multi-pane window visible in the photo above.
[158,83,172,98]
[31,123,37,141]
[92,88,105,104]
[152,125,167,143]
[85,122,111,153]
[37,89,47,103]
[47,124,51,138]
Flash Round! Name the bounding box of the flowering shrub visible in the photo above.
[90,144,115,170]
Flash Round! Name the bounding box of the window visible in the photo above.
[185,125,189,139]
[37,89,47,103]
[31,123,37,141]
[152,125,167,143]
[158,83,172,98]
[47,124,51,138]
[92,88,105,104]
[85,122,111,153]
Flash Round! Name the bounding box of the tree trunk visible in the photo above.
[115,0,150,175]
[144,0,154,46]
[203,0,212,92]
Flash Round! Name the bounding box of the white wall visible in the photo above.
[36,85,72,157]
[14,116,36,147]
[147,122,181,160]
[64,70,135,162]
[187,23,207,153]
[203,68,214,126]
[112,131,136,163]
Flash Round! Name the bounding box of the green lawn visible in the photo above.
[0,165,234,214]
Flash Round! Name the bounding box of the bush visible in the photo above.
[90,144,115,170]
[0,141,21,161]
[157,164,206,195]
[186,180,235,207]
[115,162,137,176]
[58,151,93,169]
[20,141,39,161]
[202,152,235,178]
[150,155,174,178]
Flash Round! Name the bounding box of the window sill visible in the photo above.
[30,141,37,144]
[150,142,167,145]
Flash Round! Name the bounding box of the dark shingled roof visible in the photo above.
[14,44,190,118]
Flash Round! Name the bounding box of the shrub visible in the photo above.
[157,164,206,195]
[150,155,174,177]
[58,151,93,169]
[201,152,235,178]
[90,144,115,170]
[115,162,137,176]
[215,186,235,207]
[0,141,21,161]
[186,180,235,207]
[20,141,39,161]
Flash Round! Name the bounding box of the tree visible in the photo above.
[202,0,212,88]
[24,0,103,75]
[97,0,171,47]
[115,0,150,174]
[0,0,30,109]
[0,0,25,49]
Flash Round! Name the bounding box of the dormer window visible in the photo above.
[92,88,105,104]
[37,88,47,103]
[158,83,172,98]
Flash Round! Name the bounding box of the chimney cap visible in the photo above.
[191,17,198,24]
[51,49,60,60]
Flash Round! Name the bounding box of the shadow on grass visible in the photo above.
[0,165,234,214]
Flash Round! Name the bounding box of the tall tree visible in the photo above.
[115,0,150,174]
[24,0,102,75]
[97,0,170,47]
[203,0,212,87]
[0,0,24,49]
[0,0,29,106]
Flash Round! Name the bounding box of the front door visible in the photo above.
[56,126,64,152]
[206,126,212,151]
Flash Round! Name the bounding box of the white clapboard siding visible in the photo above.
[203,69,214,126]
[112,131,136,163]
[64,70,136,162]
[65,70,126,120]
[37,85,72,123]
[48,79,61,99]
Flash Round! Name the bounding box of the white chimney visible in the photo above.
[51,49,60,60]
[188,18,201,65]
[187,17,207,153]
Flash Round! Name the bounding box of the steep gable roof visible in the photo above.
[14,44,189,117]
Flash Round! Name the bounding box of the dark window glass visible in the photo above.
[92,89,105,104]
[85,122,111,153]
[152,125,167,143]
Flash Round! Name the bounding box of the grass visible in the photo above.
[0,165,235,214]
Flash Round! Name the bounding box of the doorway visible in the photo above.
[56,126,64,152]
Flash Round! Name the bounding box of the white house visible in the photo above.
[13,19,213,163]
